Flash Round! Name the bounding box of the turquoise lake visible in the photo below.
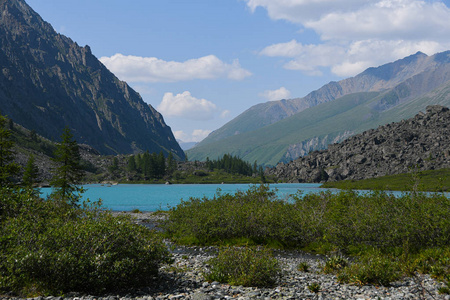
[40,183,331,211]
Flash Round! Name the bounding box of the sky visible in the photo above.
[26,0,450,143]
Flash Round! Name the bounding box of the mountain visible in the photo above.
[188,51,450,165]
[195,51,434,146]
[177,140,198,151]
[0,0,184,159]
[265,105,450,182]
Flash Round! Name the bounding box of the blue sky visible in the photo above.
[26,0,450,143]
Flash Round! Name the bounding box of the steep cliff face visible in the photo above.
[266,105,450,182]
[0,0,184,159]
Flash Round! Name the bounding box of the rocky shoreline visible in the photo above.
[2,212,448,300]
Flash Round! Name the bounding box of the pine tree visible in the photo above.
[22,154,39,187]
[166,152,177,175]
[127,155,137,172]
[0,114,20,220]
[108,157,119,173]
[0,114,19,186]
[156,151,166,177]
[50,127,84,205]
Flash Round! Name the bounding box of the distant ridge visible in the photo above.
[194,51,432,147]
[187,51,450,165]
[0,0,184,159]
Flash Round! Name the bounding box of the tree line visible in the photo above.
[114,151,177,180]
[205,153,264,177]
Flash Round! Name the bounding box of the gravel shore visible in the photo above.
[2,212,448,300]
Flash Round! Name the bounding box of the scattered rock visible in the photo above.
[266,105,450,182]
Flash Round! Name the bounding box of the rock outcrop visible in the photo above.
[0,0,184,159]
[266,105,450,182]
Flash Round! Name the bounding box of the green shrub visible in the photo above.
[0,193,171,296]
[163,185,307,246]
[321,255,348,274]
[337,251,401,286]
[204,246,282,287]
[164,185,450,286]
[308,282,321,293]
[438,276,450,295]
[293,190,450,253]
[297,261,310,272]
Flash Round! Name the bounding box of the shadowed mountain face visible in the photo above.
[0,0,184,159]
[188,51,450,166]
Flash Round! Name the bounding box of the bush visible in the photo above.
[164,185,450,286]
[204,246,282,287]
[337,251,401,286]
[308,282,321,293]
[292,190,450,253]
[321,255,349,274]
[0,193,171,296]
[163,185,307,246]
[297,261,310,272]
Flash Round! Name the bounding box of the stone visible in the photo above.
[266,106,450,183]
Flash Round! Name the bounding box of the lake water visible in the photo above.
[40,183,331,211]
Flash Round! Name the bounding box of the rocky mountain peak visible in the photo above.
[0,0,185,159]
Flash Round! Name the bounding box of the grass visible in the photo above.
[321,168,450,192]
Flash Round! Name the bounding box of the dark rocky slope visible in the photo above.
[0,0,184,159]
[266,105,450,182]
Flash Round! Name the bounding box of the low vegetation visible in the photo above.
[321,168,450,192]
[1,116,171,296]
[164,185,450,287]
[0,194,171,296]
[204,246,282,287]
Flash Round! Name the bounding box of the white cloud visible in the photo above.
[260,87,292,101]
[99,54,251,83]
[220,110,231,118]
[192,129,212,142]
[174,129,212,143]
[306,0,450,41]
[246,0,369,24]
[174,131,189,142]
[262,39,449,77]
[250,0,450,77]
[157,91,217,120]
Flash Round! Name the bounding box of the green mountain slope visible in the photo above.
[188,51,450,166]
[188,77,450,166]
[196,51,440,147]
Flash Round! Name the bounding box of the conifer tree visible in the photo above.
[156,151,166,177]
[166,152,177,175]
[0,114,19,186]
[50,127,84,205]
[22,154,39,187]
[127,155,137,172]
